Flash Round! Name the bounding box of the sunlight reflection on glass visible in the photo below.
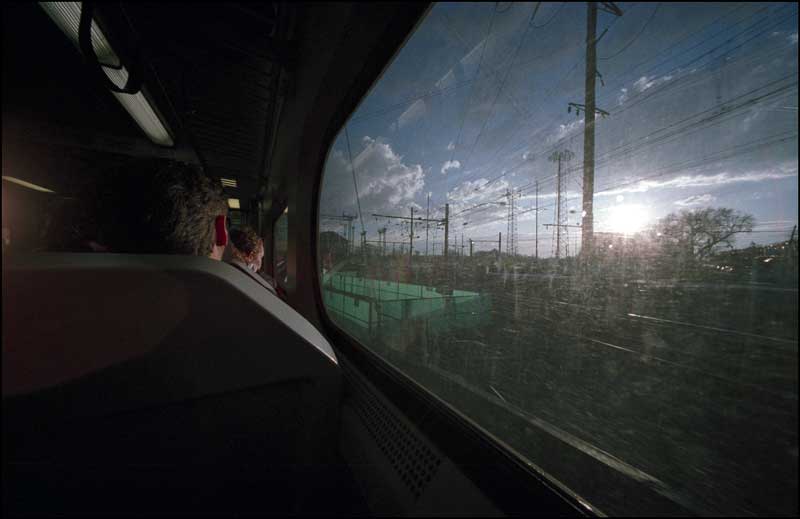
[604,204,650,235]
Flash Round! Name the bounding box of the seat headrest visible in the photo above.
[2,253,337,411]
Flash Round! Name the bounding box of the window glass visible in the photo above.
[318,3,798,515]
[273,207,288,288]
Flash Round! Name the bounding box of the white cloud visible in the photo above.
[617,87,629,105]
[447,141,456,151]
[320,137,424,218]
[632,74,673,94]
[445,178,510,229]
[548,118,584,143]
[674,194,716,207]
[397,99,426,129]
[522,151,535,161]
[790,32,798,45]
[597,167,798,198]
[441,159,461,175]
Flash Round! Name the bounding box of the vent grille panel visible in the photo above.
[343,362,441,500]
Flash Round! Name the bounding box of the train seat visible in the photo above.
[2,253,341,515]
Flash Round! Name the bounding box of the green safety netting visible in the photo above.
[322,272,491,341]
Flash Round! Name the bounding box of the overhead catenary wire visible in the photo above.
[330,5,796,253]
[467,11,797,189]
[465,3,789,182]
[599,3,661,61]
[495,2,514,14]
[346,2,757,127]
[344,126,364,233]
[459,130,797,232]
[445,5,499,203]
[457,2,542,174]
[532,2,566,29]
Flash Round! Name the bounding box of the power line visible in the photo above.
[599,3,661,61]
[346,2,760,129]
[532,2,566,29]
[437,9,534,126]
[460,3,750,179]
[495,2,514,14]
[458,3,542,173]
[344,126,364,233]
[459,131,797,232]
[466,4,786,181]
[469,11,796,187]
[445,5,499,203]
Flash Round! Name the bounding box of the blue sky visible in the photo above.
[319,2,798,256]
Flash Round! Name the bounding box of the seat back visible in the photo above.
[2,253,341,516]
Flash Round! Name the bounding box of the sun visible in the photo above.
[604,204,650,235]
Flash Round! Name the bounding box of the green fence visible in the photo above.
[321,272,491,343]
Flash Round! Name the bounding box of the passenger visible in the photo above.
[93,158,229,260]
[228,225,278,295]
[229,226,265,273]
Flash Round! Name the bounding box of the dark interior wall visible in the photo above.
[266,3,429,318]
[2,183,46,253]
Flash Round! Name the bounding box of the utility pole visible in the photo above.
[425,193,430,256]
[461,234,465,257]
[505,189,517,257]
[444,203,450,258]
[498,232,502,261]
[535,180,539,259]
[470,237,500,257]
[372,209,445,263]
[549,149,574,259]
[361,230,366,258]
[582,1,598,257]
[409,207,414,265]
[573,2,622,257]
[377,227,387,256]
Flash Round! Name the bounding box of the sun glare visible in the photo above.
[604,204,650,235]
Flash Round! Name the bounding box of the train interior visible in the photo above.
[2,1,798,517]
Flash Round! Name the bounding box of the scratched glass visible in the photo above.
[318,3,799,515]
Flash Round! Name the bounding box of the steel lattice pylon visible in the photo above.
[505,189,517,257]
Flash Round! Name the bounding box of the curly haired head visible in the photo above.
[95,158,228,256]
[229,226,264,267]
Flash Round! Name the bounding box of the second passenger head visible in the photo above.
[229,226,265,273]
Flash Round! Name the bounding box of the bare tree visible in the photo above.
[654,207,755,261]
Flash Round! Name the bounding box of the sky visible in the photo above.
[319,2,799,257]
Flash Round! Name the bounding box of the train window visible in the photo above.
[274,207,289,288]
[318,2,798,515]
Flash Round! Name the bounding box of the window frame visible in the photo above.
[272,206,289,289]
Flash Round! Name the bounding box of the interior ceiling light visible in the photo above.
[39,2,174,147]
[220,178,238,188]
[228,198,241,210]
[2,176,56,193]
